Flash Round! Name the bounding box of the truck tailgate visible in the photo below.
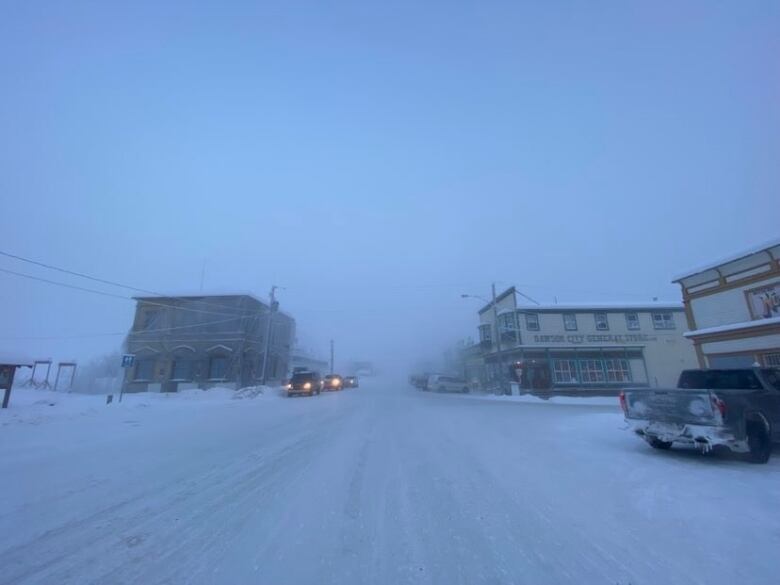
[624,388,719,425]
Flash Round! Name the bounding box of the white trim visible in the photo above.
[171,345,196,353]
[206,344,233,353]
[672,237,780,282]
[134,346,160,354]
[517,302,683,311]
[684,316,780,338]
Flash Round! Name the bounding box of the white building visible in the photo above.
[673,238,780,368]
[475,287,698,390]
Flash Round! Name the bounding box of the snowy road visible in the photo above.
[1,379,779,585]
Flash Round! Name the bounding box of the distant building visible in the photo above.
[473,287,697,390]
[673,238,780,368]
[123,293,295,392]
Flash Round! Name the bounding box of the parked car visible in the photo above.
[344,376,359,388]
[409,374,428,390]
[322,374,344,391]
[427,374,470,394]
[286,370,322,397]
[621,368,780,463]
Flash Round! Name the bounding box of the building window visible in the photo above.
[652,312,676,330]
[563,313,577,331]
[142,309,160,330]
[498,313,518,343]
[208,356,228,380]
[625,313,640,331]
[578,360,605,383]
[171,359,194,381]
[478,324,492,343]
[552,360,578,384]
[134,358,155,381]
[763,353,780,367]
[594,313,609,331]
[525,313,540,331]
[604,359,632,382]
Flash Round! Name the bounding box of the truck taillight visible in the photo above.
[619,391,628,415]
[712,396,727,418]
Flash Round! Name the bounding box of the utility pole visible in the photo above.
[329,339,334,374]
[260,285,278,385]
[491,282,507,395]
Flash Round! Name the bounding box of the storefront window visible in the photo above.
[764,353,780,367]
[579,360,605,383]
[604,359,631,382]
[553,360,578,384]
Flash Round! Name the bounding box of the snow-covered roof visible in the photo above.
[683,316,780,338]
[672,237,780,283]
[515,302,683,312]
[133,290,268,305]
[133,291,295,320]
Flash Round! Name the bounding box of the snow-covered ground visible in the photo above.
[1,379,778,585]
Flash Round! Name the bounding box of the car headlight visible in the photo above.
[334,379,341,386]
[286,383,292,389]
[303,382,311,389]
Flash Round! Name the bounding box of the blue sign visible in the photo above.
[121,354,135,368]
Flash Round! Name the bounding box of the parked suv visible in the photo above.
[287,370,322,397]
[427,374,470,394]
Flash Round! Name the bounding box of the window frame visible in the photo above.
[525,313,540,331]
[563,313,578,331]
[134,358,156,381]
[604,359,632,383]
[170,358,195,382]
[652,312,676,330]
[578,359,606,384]
[208,355,229,381]
[552,359,578,384]
[478,323,492,343]
[594,312,609,331]
[625,312,640,331]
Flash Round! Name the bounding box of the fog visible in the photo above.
[1,2,778,377]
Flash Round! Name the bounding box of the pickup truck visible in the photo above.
[620,368,780,463]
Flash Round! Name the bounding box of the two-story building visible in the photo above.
[123,292,295,393]
[474,287,698,390]
[673,238,780,369]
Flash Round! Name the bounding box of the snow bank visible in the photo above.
[0,385,279,427]
[467,392,621,407]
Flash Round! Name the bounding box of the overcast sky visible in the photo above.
[1,1,778,369]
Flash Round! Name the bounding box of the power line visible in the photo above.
[0,267,131,300]
[0,267,249,318]
[0,315,247,342]
[0,249,271,314]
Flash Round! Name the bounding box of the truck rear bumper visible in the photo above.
[628,420,748,453]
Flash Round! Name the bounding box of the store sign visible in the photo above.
[533,334,656,344]
[747,283,780,320]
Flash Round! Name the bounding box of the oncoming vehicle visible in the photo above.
[344,376,359,388]
[427,374,469,394]
[621,368,780,463]
[286,370,322,397]
[323,374,344,391]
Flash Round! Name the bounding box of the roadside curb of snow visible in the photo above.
[465,393,620,407]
